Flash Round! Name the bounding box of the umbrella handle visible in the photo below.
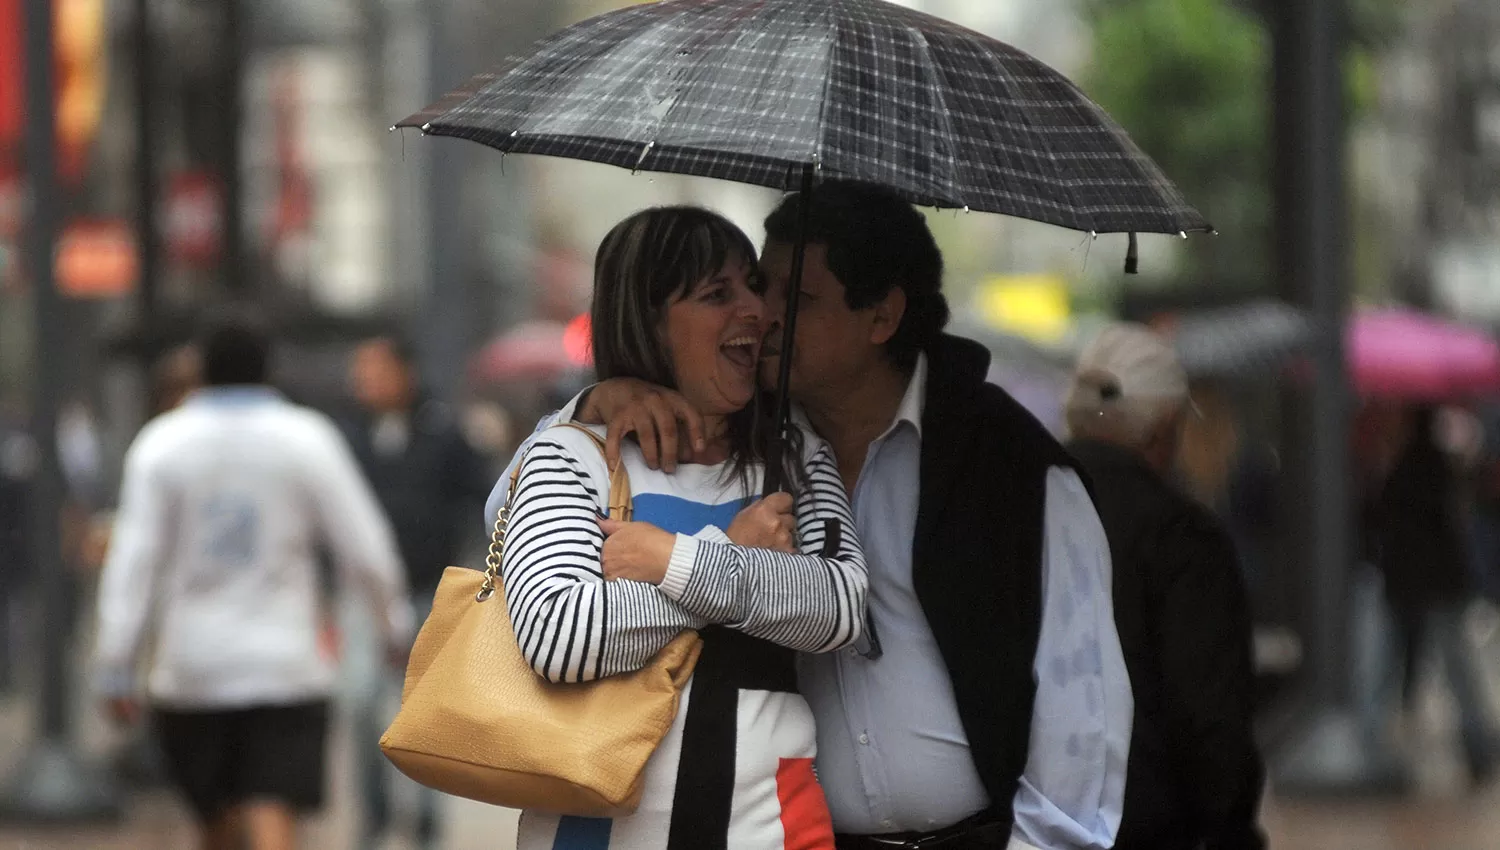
[764,164,817,496]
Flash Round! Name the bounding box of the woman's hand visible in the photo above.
[727,493,796,553]
[599,518,677,585]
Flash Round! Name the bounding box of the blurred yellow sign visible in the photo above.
[977,275,1071,343]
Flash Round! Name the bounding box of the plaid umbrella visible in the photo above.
[400,0,1210,490]
[398,0,1208,237]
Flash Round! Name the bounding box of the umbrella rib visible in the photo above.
[901,23,961,205]
[632,11,725,165]
[631,3,837,183]
[811,8,838,186]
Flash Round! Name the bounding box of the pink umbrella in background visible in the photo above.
[470,314,593,384]
[1347,308,1500,400]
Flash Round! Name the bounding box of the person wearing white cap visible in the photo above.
[1064,323,1266,850]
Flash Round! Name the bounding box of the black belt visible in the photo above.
[835,810,1011,850]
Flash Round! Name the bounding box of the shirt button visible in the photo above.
[847,647,858,657]
[858,732,870,745]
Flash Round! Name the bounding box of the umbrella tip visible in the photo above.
[632,140,657,174]
[421,122,433,133]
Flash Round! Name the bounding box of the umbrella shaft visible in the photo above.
[766,165,816,495]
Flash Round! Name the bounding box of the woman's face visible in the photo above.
[661,255,767,417]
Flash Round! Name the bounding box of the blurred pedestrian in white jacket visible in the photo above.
[92,311,413,850]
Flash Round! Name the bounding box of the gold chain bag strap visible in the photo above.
[380,423,702,816]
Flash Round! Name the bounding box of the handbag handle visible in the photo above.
[478,423,634,603]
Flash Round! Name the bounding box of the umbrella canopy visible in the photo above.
[399,0,1207,236]
[1348,309,1500,401]
[471,318,593,384]
[1167,300,1313,378]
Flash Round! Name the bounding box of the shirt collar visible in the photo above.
[789,353,928,442]
[786,353,924,443]
[880,352,927,440]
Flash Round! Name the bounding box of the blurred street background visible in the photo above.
[4,0,1500,847]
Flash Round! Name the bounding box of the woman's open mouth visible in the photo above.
[719,335,760,370]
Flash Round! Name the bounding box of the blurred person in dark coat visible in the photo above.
[1063,324,1265,850]
[1376,404,1499,783]
[341,333,493,850]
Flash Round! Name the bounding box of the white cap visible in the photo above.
[1066,323,1187,442]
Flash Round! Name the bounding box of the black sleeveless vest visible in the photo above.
[913,334,1090,834]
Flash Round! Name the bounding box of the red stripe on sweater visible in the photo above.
[776,758,834,850]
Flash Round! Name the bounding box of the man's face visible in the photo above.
[757,240,883,405]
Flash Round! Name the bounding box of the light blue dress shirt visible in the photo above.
[793,356,1131,849]
[485,359,1132,849]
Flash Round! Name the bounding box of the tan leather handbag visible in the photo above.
[380,424,702,817]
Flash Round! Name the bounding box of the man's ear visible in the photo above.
[869,287,908,347]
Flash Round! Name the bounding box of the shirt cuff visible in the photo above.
[660,533,699,601]
[696,524,733,545]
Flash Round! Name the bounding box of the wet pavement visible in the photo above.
[0,606,1495,849]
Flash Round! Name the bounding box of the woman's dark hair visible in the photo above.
[591,206,800,494]
[764,180,949,371]
[196,310,270,387]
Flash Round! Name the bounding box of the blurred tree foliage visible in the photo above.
[1081,0,1406,294]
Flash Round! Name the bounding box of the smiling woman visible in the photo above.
[492,206,871,850]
